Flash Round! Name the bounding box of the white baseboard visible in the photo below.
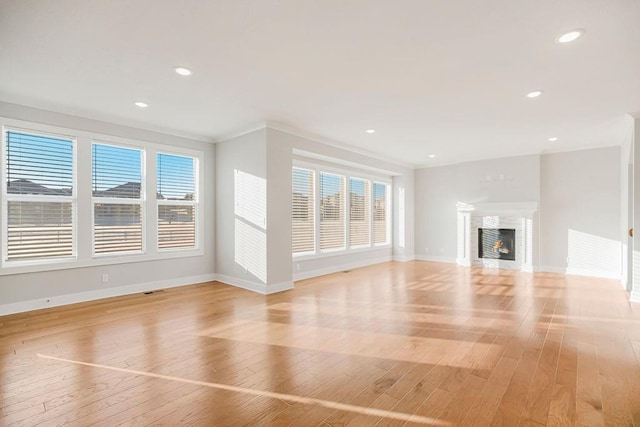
[293,256,392,281]
[215,274,268,294]
[0,273,217,316]
[538,266,565,274]
[537,265,621,280]
[213,274,294,295]
[414,254,457,264]
[266,280,294,294]
[565,267,621,280]
[630,289,640,304]
[392,255,415,262]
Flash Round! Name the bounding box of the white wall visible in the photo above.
[0,103,216,314]
[415,154,541,262]
[414,165,458,262]
[539,147,621,278]
[415,149,623,278]
[393,172,415,261]
[266,129,294,287]
[214,129,272,292]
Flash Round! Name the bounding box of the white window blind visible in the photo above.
[320,172,345,251]
[92,143,143,254]
[4,130,75,261]
[373,182,390,245]
[157,153,197,250]
[292,167,315,255]
[349,177,370,248]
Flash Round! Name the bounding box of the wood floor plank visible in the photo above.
[0,261,638,426]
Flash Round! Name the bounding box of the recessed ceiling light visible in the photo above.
[366,129,376,134]
[548,137,558,142]
[556,30,584,44]
[428,154,436,158]
[174,67,192,76]
[134,101,148,108]
[526,90,543,98]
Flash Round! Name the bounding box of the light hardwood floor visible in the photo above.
[1,261,640,426]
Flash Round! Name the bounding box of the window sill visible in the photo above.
[0,249,204,276]
[293,244,392,262]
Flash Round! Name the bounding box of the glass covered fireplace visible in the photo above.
[478,228,516,261]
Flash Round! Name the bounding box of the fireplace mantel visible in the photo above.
[456,201,538,216]
[456,201,538,271]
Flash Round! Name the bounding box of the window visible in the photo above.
[1,119,206,275]
[373,182,390,245]
[320,172,345,251]
[292,167,315,255]
[349,177,370,248]
[92,143,143,255]
[157,153,197,250]
[3,130,75,262]
[292,163,391,258]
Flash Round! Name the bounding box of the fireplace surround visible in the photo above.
[456,202,538,271]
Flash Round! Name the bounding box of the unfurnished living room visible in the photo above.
[1,1,640,426]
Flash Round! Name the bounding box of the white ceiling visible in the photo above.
[1,0,639,168]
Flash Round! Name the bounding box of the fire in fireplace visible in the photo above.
[478,228,516,261]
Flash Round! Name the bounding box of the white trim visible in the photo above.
[0,249,204,276]
[537,265,622,279]
[565,267,621,280]
[415,145,621,169]
[414,254,457,264]
[214,274,266,293]
[293,255,391,281]
[0,273,216,316]
[268,121,415,170]
[456,201,538,216]
[294,158,393,185]
[266,281,294,294]
[216,122,267,143]
[456,257,471,266]
[0,101,213,143]
[538,265,565,274]
[392,255,415,262]
[214,274,292,295]
[293,149,402,177]
[630,289,640,304]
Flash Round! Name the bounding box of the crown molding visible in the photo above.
[265,120,417,170]
[215,121,267,142]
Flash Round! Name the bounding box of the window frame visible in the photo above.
[292,166,316,257]
[1,125,78,268]
[156,151,200,252]
[319,170,347,253]
[292,159,392,261]
[348,176,371,249]
[373,181,392,247]
[0,118,204,276]
[91,140,146,257]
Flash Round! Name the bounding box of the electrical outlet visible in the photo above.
[101,274,109,283]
